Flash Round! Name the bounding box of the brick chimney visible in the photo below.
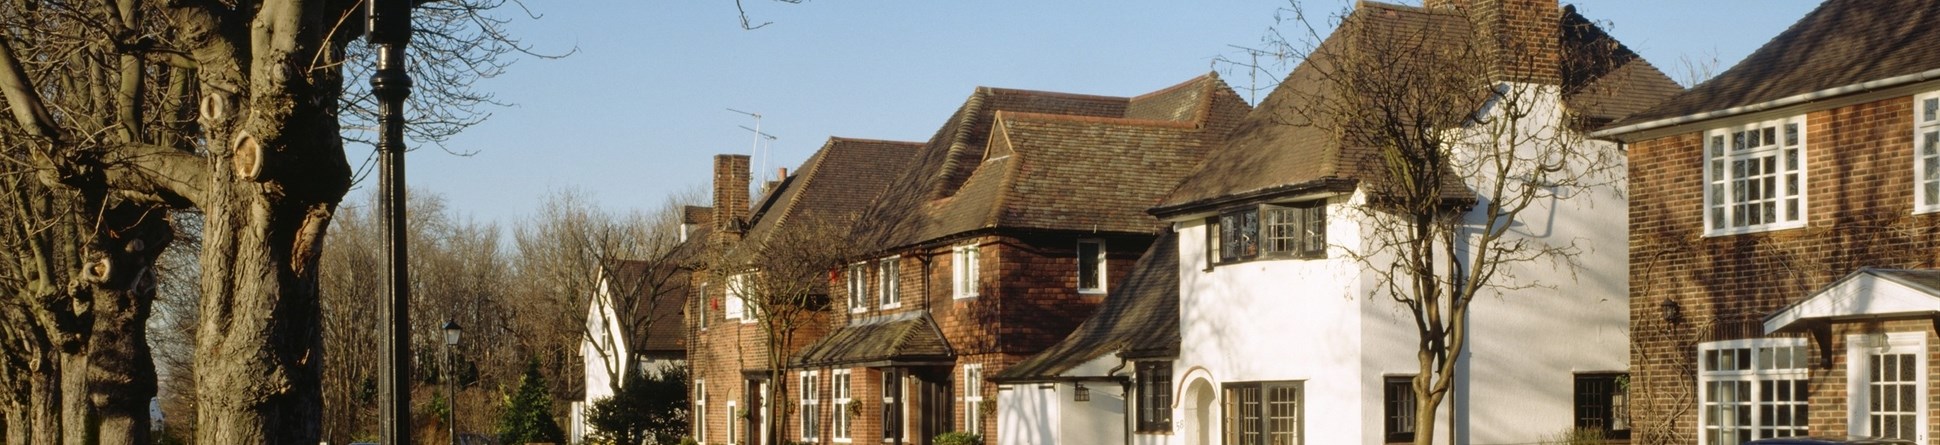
[712,154,751,235]
[1425,0,1562,84]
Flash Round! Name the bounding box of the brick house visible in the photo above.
[1127,1,1679,444]
[782,73,1251,445]
[690,139,922,445]
[1592,0,1940,443]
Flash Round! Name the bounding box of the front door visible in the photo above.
[1849,332,1928,443]
[909,367,952,445]
[882,368,905,445]
[746,378,767,445]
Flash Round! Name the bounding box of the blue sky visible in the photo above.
[363,1,1822,226]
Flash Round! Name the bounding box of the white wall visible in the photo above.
[998,385,1059,445]
[577,275,629,444]
[1172,197,1371,445]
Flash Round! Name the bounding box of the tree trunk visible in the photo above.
[60,350,91,445]
[25,355,62,445]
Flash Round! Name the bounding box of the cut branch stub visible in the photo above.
[83,256,113,285]
[199,93,228,123]
[231,131,265,182]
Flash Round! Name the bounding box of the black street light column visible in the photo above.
[443,321,463,445]
[367,0,414,444]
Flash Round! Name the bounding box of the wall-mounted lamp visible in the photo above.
[1660,298,1683,325]
[1074,383,1090,402]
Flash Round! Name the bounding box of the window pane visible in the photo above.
[1078,242,1102,290]
[1762,127,1775,146]
[1926,98,1938,122]
[1786,123,1799,146]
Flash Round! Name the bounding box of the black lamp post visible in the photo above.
[443,321,463,445]
[366,0,414,444]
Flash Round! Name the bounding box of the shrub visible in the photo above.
[934,431,983,445]
[1546,427,1606,445]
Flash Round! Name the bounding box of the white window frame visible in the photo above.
[725,272,744,320]
[847,263,870,314]
[1914,91,1940,213]
[1696,338,1810,445]
[963,364,985,436]
[695,379,707,443]
[1703,116,1808,235]
[880,256,902,309]
[1077,239,1106,294]
[834,369,854,443]
[801,371,821,441]
[696,282,710,329]
[953,244,981,299]
[1846,332,1928,442]
[727,399,740,445]
[727,273,754,324]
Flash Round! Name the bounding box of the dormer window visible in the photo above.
[1704,116,1807,235]
[1208,201,1326,267]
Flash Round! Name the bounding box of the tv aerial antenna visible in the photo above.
[727,108,780,183]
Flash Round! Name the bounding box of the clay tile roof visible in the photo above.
[792,312,952,367]
[991,230,1180,382]
[854,73,1251,251]
[600,258,689,353]
[1610,0,1940,127]
[1157,1,1675,214]
[742,137,923,245]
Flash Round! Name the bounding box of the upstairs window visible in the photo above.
[847,263,869,313]
[724,274,746,322]
[953,244,981,299]
[696,283,710,329]
[1211,201,1326,266]
[1705,117,1807,235]
[879,257,901,309]
[1916,92,1940,213]
[1078,239,1106,294]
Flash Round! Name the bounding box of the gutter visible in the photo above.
[1591,68,1940,140]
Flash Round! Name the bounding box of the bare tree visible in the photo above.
[1260,3,1639,444]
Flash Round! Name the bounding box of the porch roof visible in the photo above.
[1764,268,1940,334]
[793,312,953,368]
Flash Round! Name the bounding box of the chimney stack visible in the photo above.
[1426,0,1562,84]
[712,154,751,235]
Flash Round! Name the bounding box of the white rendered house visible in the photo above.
[995,1,1681,444]
[569,259,692,444]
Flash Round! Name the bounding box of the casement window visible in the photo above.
[964,364,985,436]
[1223,381,1303,445]
[695,379,708,443]
[953,244,981,299]
[1915,92,1940,213]
[727,400,739,445]
[725,274,746,321]
[696,283,710,328]
[1135,362,1173,433]
[1575,373,1630,440]
[847,263,869,313]
[833,369,853,442]
[1078,239,1107,294]
[801,371,820,441]
[1847,332,1928,442]
[1210,201,1326,266]
[879,257,901,309]
[1704,117,1807,234]
[1697,338,1809,444]
[1383,377,1415,443]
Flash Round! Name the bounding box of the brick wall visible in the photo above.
[1629,94,1940,444]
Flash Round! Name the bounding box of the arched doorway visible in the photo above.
[1185,378,1215,445]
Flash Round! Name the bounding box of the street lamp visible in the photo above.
[444,320,463,445]
[366,0,415,444]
